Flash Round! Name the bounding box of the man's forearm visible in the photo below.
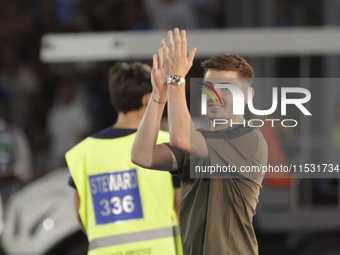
[167,84,209,158]
[167,85,191,153]
[131,94,166,169]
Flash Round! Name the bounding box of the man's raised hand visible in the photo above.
[151,48,168,103]
[161,28,197,78]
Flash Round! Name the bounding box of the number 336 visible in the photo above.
[100,195,135,216]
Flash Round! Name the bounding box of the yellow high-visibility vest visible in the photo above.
[66,129,182,255]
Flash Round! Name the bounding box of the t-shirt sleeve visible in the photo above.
[172,175,181,188]
[68,176,77,189]
[164,143,186,175]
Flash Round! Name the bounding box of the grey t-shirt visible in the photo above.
[170,125,268,255]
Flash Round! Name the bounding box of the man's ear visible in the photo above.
[142,93,151,107]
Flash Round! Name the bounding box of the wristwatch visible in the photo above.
[167,75,185,86]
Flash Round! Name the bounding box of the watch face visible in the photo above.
[168,75,185,85]
[173,75,181,83]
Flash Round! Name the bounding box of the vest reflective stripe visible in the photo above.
[89,226,175,250]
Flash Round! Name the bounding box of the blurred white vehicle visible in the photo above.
[2,168,88,255]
